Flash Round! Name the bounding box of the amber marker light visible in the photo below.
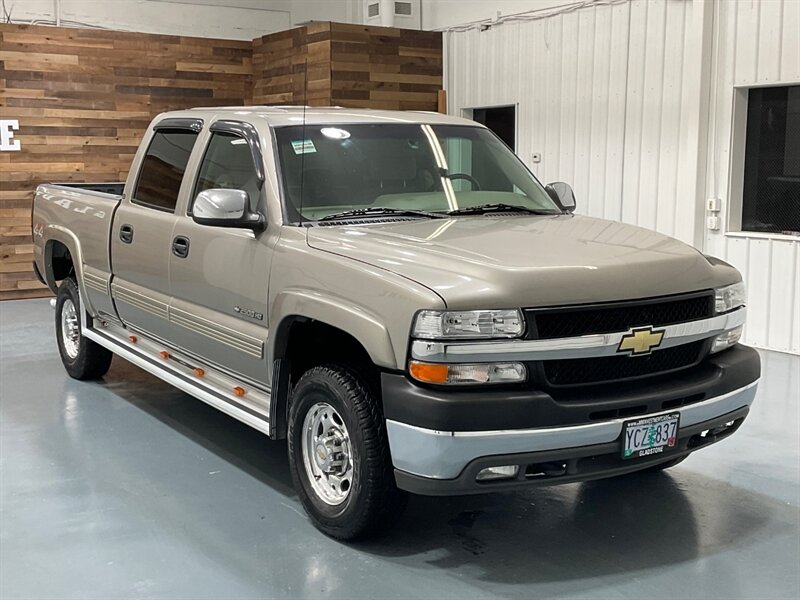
[128,335,138,343]
[233,386,246,397]
[193,368,205,377]
[159,351,170,359]
[408,361,449,384]
[409,360,527,385]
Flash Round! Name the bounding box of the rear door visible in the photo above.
[110,120,201,340]
[167,120,273,386]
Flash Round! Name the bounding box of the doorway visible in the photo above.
[466,105,517,151]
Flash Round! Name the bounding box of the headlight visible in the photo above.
[409,361,527,385]
[412,309,524,340]
[715,281,746,313]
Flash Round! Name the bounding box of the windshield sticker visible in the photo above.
[291,139,316,154]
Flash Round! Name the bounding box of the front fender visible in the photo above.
[270,288,396,369]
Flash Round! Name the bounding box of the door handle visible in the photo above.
[119,224,134,244]
[172,236,190,258]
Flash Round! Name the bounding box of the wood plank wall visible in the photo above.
[0,22,442,300]
[0,24,252,299]
[329,23,442,111]
[252,22,442,110]
[252,22,332,106]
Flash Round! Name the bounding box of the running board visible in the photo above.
[83,320,272,437]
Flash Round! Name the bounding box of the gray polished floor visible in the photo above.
[1,299,798,600]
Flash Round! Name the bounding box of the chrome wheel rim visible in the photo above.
[61,298,80,359]
[301,402,354,506]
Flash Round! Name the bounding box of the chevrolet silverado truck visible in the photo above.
[32,107,760,540]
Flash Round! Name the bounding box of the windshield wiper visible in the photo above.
[318,207,446,221]
[446,203,560,216]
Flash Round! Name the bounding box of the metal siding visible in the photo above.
[705,0,800,353]
[445,0,799,354]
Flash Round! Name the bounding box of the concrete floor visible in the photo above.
[1,299,798,600]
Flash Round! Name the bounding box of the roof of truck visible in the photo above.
[177,105,480,128]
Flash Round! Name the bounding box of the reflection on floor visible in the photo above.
[1,299,798,599]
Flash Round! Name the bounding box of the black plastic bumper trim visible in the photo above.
[382,344,760,431]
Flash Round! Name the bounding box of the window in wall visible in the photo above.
[192,132,260,213]
[133,129,199,212]
[470,105,516,151]
[741,85,800,235]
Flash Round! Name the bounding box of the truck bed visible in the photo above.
[31,183,123,315]
[55,182,126,196]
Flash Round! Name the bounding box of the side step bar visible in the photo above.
[82,319,272,437]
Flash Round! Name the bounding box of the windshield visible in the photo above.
[274,124,561,222]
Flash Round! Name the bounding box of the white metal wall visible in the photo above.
[704,0,800,353]
[445,0,800,353]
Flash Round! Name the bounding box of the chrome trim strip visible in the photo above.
[411,308,747,362]
[83,326,271,437]
[83,271,109,295]
[111,283,168,319]
[169,307,264,359]
[386,381,758,479]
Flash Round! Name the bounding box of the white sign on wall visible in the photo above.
[0,120,21,151]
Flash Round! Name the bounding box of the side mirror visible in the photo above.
[546,181,576,213]
[192,189,265,232]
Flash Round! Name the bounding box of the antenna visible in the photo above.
[298,58,308,226]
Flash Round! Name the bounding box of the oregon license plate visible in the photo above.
[622,413,680,459]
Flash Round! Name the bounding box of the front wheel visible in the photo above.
[55,278,113,380]
[287,365,407,540]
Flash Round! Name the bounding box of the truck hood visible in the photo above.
[306,214,738,308]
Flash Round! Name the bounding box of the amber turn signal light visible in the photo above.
[408,361,449,384]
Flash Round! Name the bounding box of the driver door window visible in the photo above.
[191,132,260,213]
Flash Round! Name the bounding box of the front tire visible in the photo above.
[288,365,407,540]
[55,278,113,380]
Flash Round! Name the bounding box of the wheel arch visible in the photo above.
[268,292,398,439]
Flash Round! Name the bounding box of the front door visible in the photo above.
[110,123,201,341]
[168,123,272,386]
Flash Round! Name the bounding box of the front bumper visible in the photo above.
[383,345,760,494]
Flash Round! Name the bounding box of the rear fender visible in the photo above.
[41,227,96,315]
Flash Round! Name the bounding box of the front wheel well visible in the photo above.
[270,317,382,439]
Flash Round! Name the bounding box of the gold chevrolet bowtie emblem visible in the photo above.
[617,327,665,356]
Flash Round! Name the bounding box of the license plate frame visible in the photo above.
[622,412,681,460]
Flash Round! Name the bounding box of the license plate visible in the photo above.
[622,412,680,459]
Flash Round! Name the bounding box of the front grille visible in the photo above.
[542,340,706,387]
[527,292,714,339]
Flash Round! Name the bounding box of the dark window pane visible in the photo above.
[742,86,800,235]
[133,130,198,212]
[192,132,260,212]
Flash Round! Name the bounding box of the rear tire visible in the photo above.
[55,277,113,380]
[287,365,407,540]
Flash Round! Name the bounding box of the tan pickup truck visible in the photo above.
[32,106,760,540]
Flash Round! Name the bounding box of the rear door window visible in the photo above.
[133,130,199,212]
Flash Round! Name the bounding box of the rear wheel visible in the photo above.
[55,278,113,380]
[288,365,407,540]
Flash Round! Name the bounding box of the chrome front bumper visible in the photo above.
[386,380,758,481]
